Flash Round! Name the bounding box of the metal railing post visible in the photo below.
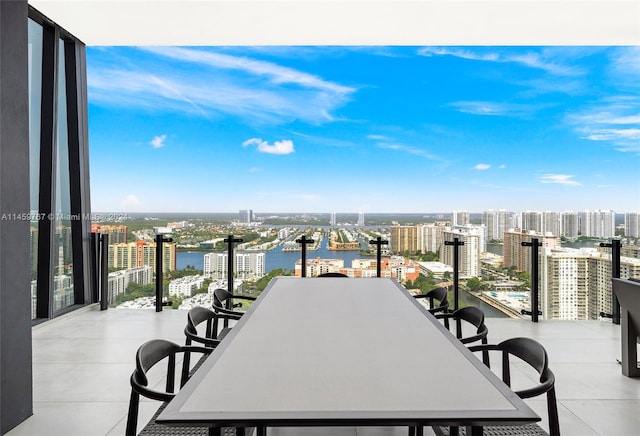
[155,234,173,312]
[224,234,243,298]
[444,237,464,310]
[90,232,99,304]
[600,238,621,324]
[296,235,314,277]
[99,233,109,310]
[521,238,542,322]
[369,236,388,277]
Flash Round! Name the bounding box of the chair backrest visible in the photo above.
[185,306,220,347]
[127,339,212,435]
[318,272,348,277]
[437,306,488,345]
[425,287,449,313]
[212,287,233,309]
[468,337,560,436]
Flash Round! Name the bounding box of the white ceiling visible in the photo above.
[29,0,640,46]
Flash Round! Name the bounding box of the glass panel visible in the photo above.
[53,38,74,312]
[28,19,43,319]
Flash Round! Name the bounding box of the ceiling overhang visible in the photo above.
[28,0,640,46]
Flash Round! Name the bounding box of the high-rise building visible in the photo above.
[358,212,365,226]
[204,251,265,280]
[440,228,482,278]
[482,209,512,241]
[390,225,419,254]
[579,210,616,237]
[625,212,639,238]
[238,209,254,223]
[522,211,543,233]
[541,247,592,320]
[91,223,128,244]
[330,212,336,227]
[542,211,560,236]
[540,246,640,321]
[418,223,446,254]
[452,210,469,227]
[560,211,580,238]
[108,240,176,272]
[503,229,561,273]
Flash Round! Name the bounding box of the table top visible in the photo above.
[158,277,539,428]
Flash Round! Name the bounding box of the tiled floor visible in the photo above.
[6,304,640,436]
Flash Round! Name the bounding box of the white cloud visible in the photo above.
[499,164,506,169]
[568,96,640,153]
[150,134,167,148]
[121,194,141,208]
[418,47,582,76]
[538,174,581,186]
[474,164,491,170]
[450,101,535,117]
[88,47,356,125]
[375,142,438,160]
[243,138,295,155]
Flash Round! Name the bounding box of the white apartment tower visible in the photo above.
[561,211,580,238]
[541,247,640,321]
[452,210,470,227]
[204,251,265,280]
[440,228,482,278]
[541,247,592,320]
[482,209,511,241]
[580,210,616,238]
[418,223,446,254]
[522,211,543,233]
[358,212,365,226]
[625,212,639,238]
[542,211,560,236]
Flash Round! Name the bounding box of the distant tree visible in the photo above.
[465,277,483,292]
[405,273,438,293]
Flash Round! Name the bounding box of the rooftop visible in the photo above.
[6,304,640,436]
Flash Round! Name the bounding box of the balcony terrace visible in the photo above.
[6,304,640,436]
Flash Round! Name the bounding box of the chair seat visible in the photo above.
[432,422,548,436]
[137,402,239,435]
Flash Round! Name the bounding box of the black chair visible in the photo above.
[182,306,241,379]
[318,272,348,277]
[413,287,449,315]
[435,306,488,346]
[212,288,256,329]
[460,337,561,436]
[126,339,214,436]
[185,306,240,347]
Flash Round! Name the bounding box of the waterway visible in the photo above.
[177,238,365,273]
[177,243,508,317]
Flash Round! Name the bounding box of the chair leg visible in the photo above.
[408,426,415,436]
[547,388,561,436]
[125,391,140,436]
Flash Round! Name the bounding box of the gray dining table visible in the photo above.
[157,277,540,435]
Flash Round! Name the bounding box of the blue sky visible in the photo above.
[87,46,640,214]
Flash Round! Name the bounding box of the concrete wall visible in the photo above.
[0,0,34,432]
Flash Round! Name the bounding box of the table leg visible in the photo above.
[255,426,266,436]
[466,426,483,435]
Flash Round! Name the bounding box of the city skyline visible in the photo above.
[87,46,640,214]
